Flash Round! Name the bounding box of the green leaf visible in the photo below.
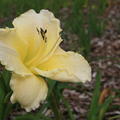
[56,82,82,91]
[36,114,53,120]
[2,69,11,92]
[14,114,37,120]
[4,91,12,103]
[98,96,114,120]
[109,115,120,120]
[14,113,53,120]
[87,71,101,120]
[0,75,6,120]
[46,78,57,97]
[37,102,49,114]
[3,103,13,120]
[0,69,12,120]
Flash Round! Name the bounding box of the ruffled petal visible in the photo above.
[0,43,31,76]
[0,28,28,60]
[10,74,48,112]
[13,9,62,65]
[33,48,91,83]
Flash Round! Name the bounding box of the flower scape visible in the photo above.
[0,9,91,112]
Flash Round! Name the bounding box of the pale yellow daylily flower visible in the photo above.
[0,9,91,112]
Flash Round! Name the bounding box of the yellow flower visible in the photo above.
[0,9,91,112]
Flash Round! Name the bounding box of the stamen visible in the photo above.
[44,29,47,34]
[36,27,47,43]
[40,27,47,43]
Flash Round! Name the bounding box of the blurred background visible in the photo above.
[0,0,120,120]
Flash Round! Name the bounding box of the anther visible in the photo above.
[40,27,47,43]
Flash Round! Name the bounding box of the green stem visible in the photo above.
[50,91,63,120]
